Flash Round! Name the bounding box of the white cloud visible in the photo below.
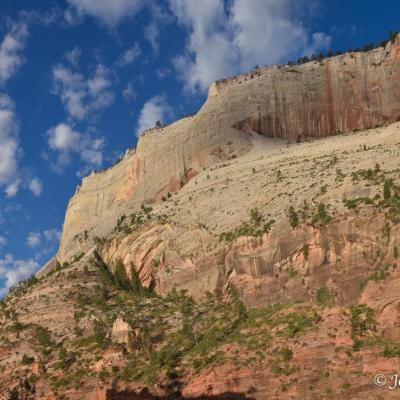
[144,22,159,52]
[143,3,172,52]
[47,122,104,173]
[169,0,331,92]
[48,122,81,151]
[0,236,6,247]
[52,65,86,120]
[87,65,114,110]
[27,232,41,248]
[5,179,20,198]
[137,95,172,136]
[0,94,19,193]
[156,68,171,79]
[19,8,62,27]
[66,0,145,27]
[0,22,28,85]
[43,228,61,242]
[28,178,43,197]
[65,46,81,66]
[0,254,39,296]
[123,81,137,101]
[305,32,332,55]
[0,19,51,199]
[52,63,114,121]
[117,43,141,66]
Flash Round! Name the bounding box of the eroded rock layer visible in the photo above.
[56,36,400,262]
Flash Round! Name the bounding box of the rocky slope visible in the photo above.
[2,36,400,400]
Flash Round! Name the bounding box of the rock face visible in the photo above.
[56,36,400,262]
[3,36,400,400]
[111,318,130,344]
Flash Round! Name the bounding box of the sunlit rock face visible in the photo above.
[55,37,400,263]
[4,35,400,400]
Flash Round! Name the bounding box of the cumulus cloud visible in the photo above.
[305,32,332,55]
[0,22,28,85]
[4,179,20,198]
[136,95,172,136]
[64,46,81,66]
[117,43,141,66]
[43,228,61,242]
[0,95,20,195]
[28,178,43,197]
[27,232,41,248]
[48,122,81,151]
[0,22,47,198]
[0,236,6,247]
[0,254,39,296]
[25,228,61,262]
[52,63,114,121]
[47,122,104,173]
[169,0,331,92]
[66,0,145,27]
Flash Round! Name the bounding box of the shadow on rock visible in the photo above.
[106,387,255,400]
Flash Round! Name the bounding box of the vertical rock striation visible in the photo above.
[55,35,400,262]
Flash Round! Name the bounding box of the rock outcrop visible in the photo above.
[56,35,400,263]
[3,36,400,400]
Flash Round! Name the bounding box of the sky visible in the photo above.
[0,0,398,296]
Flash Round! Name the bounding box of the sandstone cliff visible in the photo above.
[54,35,400,264]
[2,36,400,400]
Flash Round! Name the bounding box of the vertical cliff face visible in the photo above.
[56,35,400,262]
[224,37,400,139]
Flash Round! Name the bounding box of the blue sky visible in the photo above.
[0,0,398,296]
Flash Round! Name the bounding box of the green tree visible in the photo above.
[93,319,107,346]
[130,263,142,294]
[8,388,19,400]
[384,179,392,201]
[114,259,131,291]
[288,206,299,228]
[312,203,332,225]
[34,325,54,349]
[21,354,35,365]
[350,304,376,338]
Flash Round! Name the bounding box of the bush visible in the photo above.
[10,321,25,334]
[311,203,332,225]
[22,354,35,365]
[343,197,374,210]
[71,252,85,263]
[55,345,76,370]
[93,319,108,346]
[280,346,293,362]
[384,179,393,201]
[288,206,299,228]
[315,285,335,307]
[382,340,400,358]
[219,208,275,242]
[349,304,376,338]
[34,325,54,349]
